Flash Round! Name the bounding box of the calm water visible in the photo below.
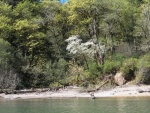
[0,97,150,113]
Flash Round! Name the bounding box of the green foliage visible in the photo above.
[136,53,150,84]
[138,53,150,68]
[0,38,19,89]
[88,62,103,77]
[67,0,99,39]
[120,58,138,81]
[0,1,12,39]
[112,54,126,62]
[0,0,149,89]
[44,59,68,84]
[103,60,121,74]
[20,58,68,88]
[0,38,11,69]
[0,1,12,16]
[13,0,39,19]
[51,59,67,80]
[103,54,124,74]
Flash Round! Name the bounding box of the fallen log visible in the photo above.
[86,80,109,93]
[4,90,36,95]
[96,80,109,91]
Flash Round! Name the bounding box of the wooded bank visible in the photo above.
[0,0,150,90]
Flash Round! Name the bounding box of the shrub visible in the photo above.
[112,54,125,62]
[103,60,121,74]
[88,62,103,77]
[120,58,138,81]
[136,53,150,84]
[0,38,20,89]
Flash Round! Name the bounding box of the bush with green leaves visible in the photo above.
[112,54,125,62]
[88,62,103,77]
[120,58,138,81]
[136,53,150,84]
[0,38,19,89]
[103,60,121,74]
[103,54,125,74]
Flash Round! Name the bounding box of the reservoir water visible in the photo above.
[0,97,150,113]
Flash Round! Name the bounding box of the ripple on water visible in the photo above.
[0,97,150,113]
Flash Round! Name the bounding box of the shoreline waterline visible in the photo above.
[0,85,150,100]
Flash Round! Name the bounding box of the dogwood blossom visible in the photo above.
[65,35,105,58]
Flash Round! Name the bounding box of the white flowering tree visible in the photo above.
[65,35,82,54]
[65,35,105,67]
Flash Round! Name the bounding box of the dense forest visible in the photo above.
[0,0,150,90]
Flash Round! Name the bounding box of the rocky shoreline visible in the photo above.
[0,85,150,100]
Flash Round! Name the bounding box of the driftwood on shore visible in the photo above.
[2,89,35,95]
[0,86,68,95]
[87,80,109,93]
[137,89,150,93]
[0,88,51,95]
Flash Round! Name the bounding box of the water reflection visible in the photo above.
[0,98,150,113]
[117,99,127,113]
